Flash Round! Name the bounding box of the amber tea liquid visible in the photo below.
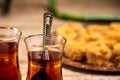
[26,49,63,80]
[0,42,21,80]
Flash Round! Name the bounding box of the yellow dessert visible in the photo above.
[56,21,120,67]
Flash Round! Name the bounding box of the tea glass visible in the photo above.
[0,27,22,80]
[24,34,66,80]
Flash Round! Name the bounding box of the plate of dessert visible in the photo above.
[56,21,120,72]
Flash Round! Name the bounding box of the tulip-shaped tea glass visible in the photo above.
[0,27,22,80]
[24,34,66,80]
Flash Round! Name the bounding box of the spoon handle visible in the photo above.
[43,13,53,60]
[43,13,53,45]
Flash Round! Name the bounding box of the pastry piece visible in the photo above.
[57,22,88,60]
[64,39,87,60]
[86,24,109,41]
[56,25,76,40]
[56,21,89,41]
[98,39,118,50]
[86,41,113,67]
[87,24,109,33]
[112,43,120,67]
[110,22,120,31]
[104,30,120,42]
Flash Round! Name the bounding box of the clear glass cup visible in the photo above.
[24,34,66,80]
[0,27,22,80]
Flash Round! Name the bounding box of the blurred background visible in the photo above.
[0,1,120,80]
[0,0,120,37]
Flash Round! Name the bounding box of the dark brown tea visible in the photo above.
[0,42,21,80]
[26,49,63,80]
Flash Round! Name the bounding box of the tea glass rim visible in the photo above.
[0,26,22,41]
[24,33,66,43]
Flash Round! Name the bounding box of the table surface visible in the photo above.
[0,0,120,80]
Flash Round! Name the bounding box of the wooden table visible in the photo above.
[0,0,120,80]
